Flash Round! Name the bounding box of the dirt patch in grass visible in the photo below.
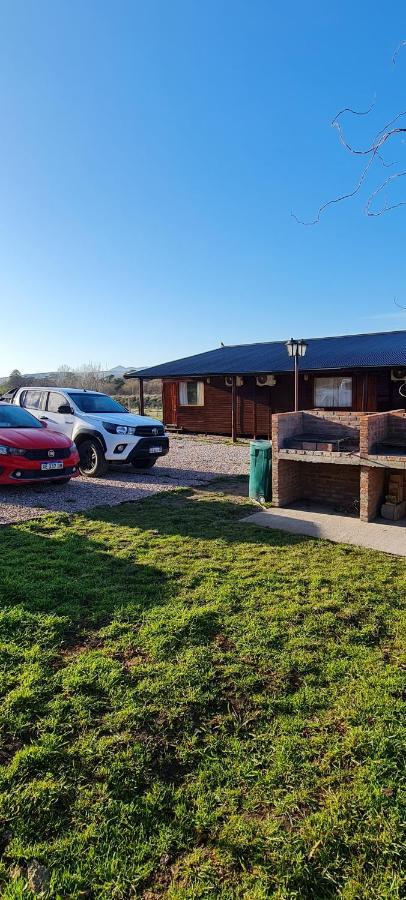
[197,475,249,500]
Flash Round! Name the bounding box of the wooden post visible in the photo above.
[231,376,237,442]
[161,380,165,424]
[139,378,145,416]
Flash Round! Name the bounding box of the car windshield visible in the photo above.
[0,404,42,429]
[67,393,128,414]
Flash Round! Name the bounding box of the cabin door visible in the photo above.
[164,382,178,426]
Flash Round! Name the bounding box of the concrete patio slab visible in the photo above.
[242,502,406,556]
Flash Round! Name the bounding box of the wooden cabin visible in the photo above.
[125,330,406,440]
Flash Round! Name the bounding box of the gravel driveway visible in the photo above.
[0,437,249,525]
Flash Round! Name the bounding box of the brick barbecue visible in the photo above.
[272,409,406,523]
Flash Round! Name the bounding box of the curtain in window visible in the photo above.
[179,382,204,406]
[179,382,189,405]
[314,377,352,408]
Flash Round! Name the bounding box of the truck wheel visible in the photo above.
[78,439,108,477]
[131,458,157,469]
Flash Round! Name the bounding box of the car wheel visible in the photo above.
[131,458,157,469]
[78,439,108,477]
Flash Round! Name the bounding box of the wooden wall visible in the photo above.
[162,370,405,436]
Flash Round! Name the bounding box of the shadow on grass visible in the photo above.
[0,519,169,638]
[84,489,315,549]
[1,482,307,657]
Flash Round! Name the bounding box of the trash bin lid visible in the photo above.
[250,439,272,450]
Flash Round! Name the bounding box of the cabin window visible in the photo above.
[314,376,352,408]
[179,381,204,406]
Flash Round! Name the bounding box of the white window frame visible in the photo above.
[314,376,353,409]
[179,381,205,406]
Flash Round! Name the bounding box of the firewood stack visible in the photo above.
[381,471,406,520]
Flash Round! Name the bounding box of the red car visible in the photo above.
[0,403,80,485]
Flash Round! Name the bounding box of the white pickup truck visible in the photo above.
[7,386,169,477]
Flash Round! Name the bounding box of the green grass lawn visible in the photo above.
[0,483,404,899]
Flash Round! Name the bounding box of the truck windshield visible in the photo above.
[67,393,128,414]
[0,404,42,429]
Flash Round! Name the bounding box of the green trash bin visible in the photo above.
[249,440,272,503]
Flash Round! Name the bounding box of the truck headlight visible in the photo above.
[102,422,128,435]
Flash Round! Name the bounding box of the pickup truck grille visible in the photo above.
[135,425,165,436]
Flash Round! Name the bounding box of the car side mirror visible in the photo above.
[41,420,48,428]
[57,404,73,414]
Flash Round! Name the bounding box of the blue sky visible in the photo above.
[1,1,406,373]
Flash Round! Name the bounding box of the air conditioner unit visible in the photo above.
[391,368,406,382]
[225,376,244,387]
[256,374,276,387]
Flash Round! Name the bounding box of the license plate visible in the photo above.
[149,446,162,454]
[41,461,64,471]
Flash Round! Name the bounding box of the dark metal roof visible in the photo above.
[126,330,406,379]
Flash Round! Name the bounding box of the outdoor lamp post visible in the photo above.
[286,338,308,412]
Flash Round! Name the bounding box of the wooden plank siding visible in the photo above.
[162,371,405,437]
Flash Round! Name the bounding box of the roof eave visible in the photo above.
[126,362,400,379]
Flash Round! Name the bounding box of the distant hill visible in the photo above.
[0,366,139,385]
[104,366,139,378]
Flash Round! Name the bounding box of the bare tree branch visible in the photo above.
[292,42,406,225]
[365,170,406,215]
[376,109,406,138]
[291,153,376,225]
[331,98,376,155]
[332,105,406,165]
[293,125,406,224]
[392,39,406,66]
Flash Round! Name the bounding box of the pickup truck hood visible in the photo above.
[85,412,163,428]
